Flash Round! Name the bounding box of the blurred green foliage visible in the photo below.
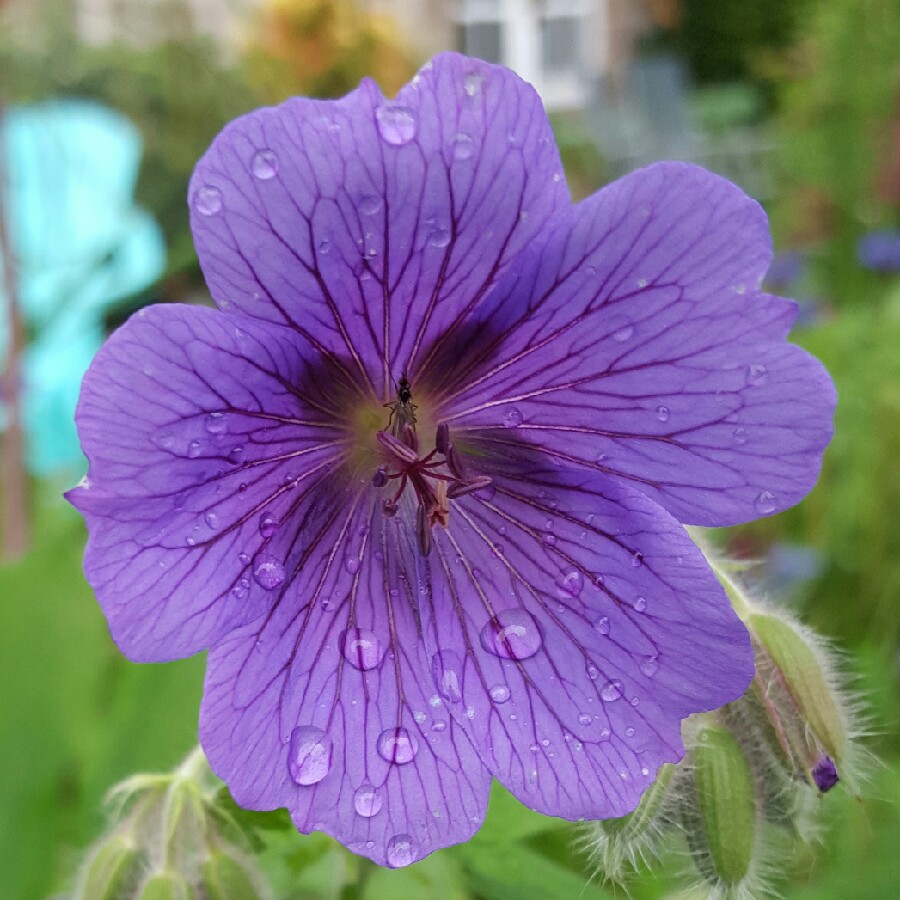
[771,0,900,304]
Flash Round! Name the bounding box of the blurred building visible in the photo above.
[62,0,669,112]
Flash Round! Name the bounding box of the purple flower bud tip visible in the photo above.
[812,755,839,792]
[435,422,451,455]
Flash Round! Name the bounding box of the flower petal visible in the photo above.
[188,52,567,397]
[422,451,754,819]
[68,304,349,661]
[436,163,836,526]
[200,495,490,867]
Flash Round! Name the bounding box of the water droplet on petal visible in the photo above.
[386,834,416,868]
[480,609,543,660]
[557,569,584,597]
[353,783,382,817]
[489,684,511,704]
[194,185,222,216]
[432,719,447,732]
[375,105,416,145]
[253,554,285,590]
[594,616,610,636]
[631,552,644,568]
[377,727,418,765]
[344,556,361,575]
[586,664,600,680]
[204,511,219,530]
[203,412,227,435]
[187,440,202,459]
[502,407,524,429]
[287,726,331,785]
[613,324,634,342]
[601,680,623,702]
[464,72,484,96]
[578,713,592,726]
[637,278,648,288]
[634,596,647,612]
[427,225,451,248]
[259,512,279,538]
[341,628,384,670]
[733,426,748,445]
[317,238,331,255]
[656,405,670,422]
[640,655,659,677]
[431,650,463,702]
[746,363,769,386]
[452,132,475,160]
[754,490,777,515]
[359,195,383,216]
[251,149,279,180]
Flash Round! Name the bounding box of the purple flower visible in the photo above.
[68,54,836,867]
[857,229,900,272]
[811,755,840,792]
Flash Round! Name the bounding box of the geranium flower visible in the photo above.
[69,54,835,867]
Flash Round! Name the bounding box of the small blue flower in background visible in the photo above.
[857,228,900,273]
[0,99,166,474]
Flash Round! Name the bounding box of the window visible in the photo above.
[456,20,503,65]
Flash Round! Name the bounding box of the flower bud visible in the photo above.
[685,723,757,890]
[749,611,848,785]
[586,763,675,879]
[202,850,268,900]
[138,872,195,900]
[76,834,144,900]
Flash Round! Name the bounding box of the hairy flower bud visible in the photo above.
[685,723,757,890]
[76,834,144,900]
[749,611,849,788]
[69,748,273,900]
[137,872,195,900]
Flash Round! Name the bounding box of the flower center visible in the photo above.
[374,382,490,556]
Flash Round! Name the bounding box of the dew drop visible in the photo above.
[253,554,285,590]
[317,238,331,255]
[359,195,383,216]
[631,552,644,568]
[464,71,484,96]
[637,278,648,288]
[578,713,592,726]
[251,149,279,180]
[557,569,584,597]
[754,490,777,515]
[634,596,647,612]
[375,105,416,146]
[432,718,447,732]
[194,185,222,216]
[427,225,451,248]
[594,616,610,636]
[502,407,524,429]
[432,650,463,702]
[204,412,227,434]
[187,440,202,459]
[480,609,542,660]
[353,784,383,818]
[452,132,475,160]
[586,664,600,680]
[204,511,219,530]
[625,726,636,738]
[344,556,361,575]
[287,726,331,785]
[258,512,280,538]
[377,727,418,765]
[386,833,416,868]
[228,445,244,464]
[601,680,623,702]
[640,655,659,677]
[733,426,748,445]
[746,363,769,386]
[489,684,511,704]
[656,405,670,422]
[613,324,634,342]
[341,628,384,670]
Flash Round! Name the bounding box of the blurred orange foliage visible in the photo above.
[242,0,419,102]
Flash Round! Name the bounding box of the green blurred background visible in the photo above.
[1,1,898,897]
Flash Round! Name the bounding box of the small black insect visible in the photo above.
[386,373,417,432]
